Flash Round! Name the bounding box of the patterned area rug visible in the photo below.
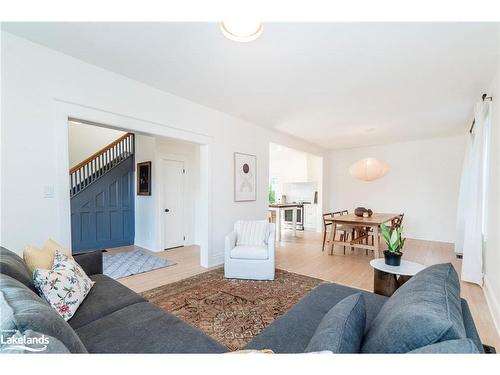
[140,268,324,350]
[103,250,176,279]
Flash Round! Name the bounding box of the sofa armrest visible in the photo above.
[267,224,276,261]
[461,298,484,353]
[73,250,103,276]
[225,231,237,261]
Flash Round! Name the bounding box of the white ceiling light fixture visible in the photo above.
[220,20,263,42]
[349,158,390,182]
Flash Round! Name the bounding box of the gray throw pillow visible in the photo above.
[0,247,36,292]
[305,293,366,353]
[1,274,87,353]
[361,263,466,353]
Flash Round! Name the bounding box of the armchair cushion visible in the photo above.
[235,220,269,246]
[230,245,268,260]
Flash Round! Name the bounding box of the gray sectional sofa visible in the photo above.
[1,247,226,353]
[0,246,484,354]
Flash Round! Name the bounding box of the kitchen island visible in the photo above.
[268,203,302,242]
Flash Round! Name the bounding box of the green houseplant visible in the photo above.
[380,223,406,266]
[268,185,276,204]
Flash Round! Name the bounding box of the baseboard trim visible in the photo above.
[484,275,500,337]
[208,254,224,268]
[134,241,157,252]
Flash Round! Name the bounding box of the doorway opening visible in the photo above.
[268,142,324,243]
[66,118,205,279]
[154,136,201,251]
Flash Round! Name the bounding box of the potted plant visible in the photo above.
[380,223,405,266]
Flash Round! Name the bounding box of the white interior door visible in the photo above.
[162,159,185,249]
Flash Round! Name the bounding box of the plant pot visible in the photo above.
[384,251,402,266]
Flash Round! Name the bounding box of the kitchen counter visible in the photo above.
[268,203,303,208]
[269,204,302,241]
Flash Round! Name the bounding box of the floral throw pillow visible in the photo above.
[33,250,94,321]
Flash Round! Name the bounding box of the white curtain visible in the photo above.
[455,101,491,285]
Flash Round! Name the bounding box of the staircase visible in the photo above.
[69,133,135,197]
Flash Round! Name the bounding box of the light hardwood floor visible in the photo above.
[108,230,500,349]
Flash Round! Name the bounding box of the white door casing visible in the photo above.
[161,158,185,249]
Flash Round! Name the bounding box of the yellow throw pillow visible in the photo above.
[23,239,73,273]
[45,239,72,257]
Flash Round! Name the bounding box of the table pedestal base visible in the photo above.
[373,269,412,297]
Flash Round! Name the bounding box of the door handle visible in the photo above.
[165,209,170,213]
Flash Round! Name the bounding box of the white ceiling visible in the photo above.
[3,22,499,149]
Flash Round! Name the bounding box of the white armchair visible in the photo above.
[224,220,275,280]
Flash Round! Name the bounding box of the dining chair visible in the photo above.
[392,213,404,229]
[268,210,276,224]
[329,210,351,255]
[322,212,334,252]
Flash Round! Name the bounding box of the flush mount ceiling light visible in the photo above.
[220,20,263,42]
[349,158,390,182]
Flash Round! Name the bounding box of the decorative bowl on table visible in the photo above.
[355,207,373,217]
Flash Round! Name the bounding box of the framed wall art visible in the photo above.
[137,161,152,196]
[234,152,256,202]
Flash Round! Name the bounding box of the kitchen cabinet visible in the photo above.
[304,204,317,230]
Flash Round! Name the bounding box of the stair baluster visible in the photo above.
[69,133,135,198]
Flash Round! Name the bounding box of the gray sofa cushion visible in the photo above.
[305,293,366,353]
[245,282,387,353]
[361,263,466,353]
[75,302,228,353]
[408,339,479,354]
[0,330,70,354]
[68,274,145,329]
[0,274,87,353]
[0,247,36,292]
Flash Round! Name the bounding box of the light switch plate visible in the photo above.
[43,185,55,198]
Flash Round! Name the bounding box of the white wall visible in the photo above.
[269,143,309,198]
[269,143,323,199]
[483,35,500,335]
[328,135,466,243]
[0,32,328,267]
[134,134,157,250]
[67,122,125,167]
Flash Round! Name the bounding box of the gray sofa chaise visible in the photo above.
[0,246,484,353]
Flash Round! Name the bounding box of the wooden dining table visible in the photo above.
[325,213,401,257]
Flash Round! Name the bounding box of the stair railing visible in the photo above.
[70,132,134,197]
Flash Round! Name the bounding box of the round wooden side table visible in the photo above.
[369,259,426,297]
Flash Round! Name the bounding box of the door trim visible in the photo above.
[158,153,188,251]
